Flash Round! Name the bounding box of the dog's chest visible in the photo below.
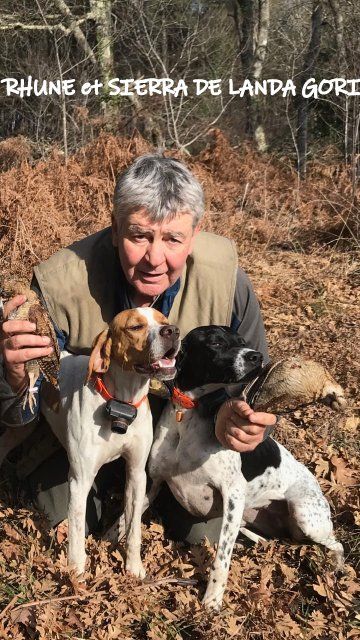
[152,406,229,474]
[151,406,242,517]
[43,353,153,471]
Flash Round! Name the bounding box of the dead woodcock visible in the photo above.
[244,357,347,414]
[1,279,60,413]
[150,356,347,417]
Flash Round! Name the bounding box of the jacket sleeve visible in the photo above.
[0,278,65,428]
[231,267,269,363]
[0,356,36,427]
[198,267,269,418]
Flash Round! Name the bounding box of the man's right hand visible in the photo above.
[215,398,276,453]
[0,294,53,393]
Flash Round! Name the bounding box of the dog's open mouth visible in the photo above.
[134,348,177,380]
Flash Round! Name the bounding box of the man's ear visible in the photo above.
[85,328,112,384]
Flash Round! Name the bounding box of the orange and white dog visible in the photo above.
[39,308,180,577]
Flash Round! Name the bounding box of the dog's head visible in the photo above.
[175,325,263,391]
[85,308,180,382]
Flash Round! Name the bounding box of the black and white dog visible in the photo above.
[108,326,344,610]
[148,326,344,609]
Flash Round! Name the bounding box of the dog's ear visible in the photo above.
[85,328,112,384]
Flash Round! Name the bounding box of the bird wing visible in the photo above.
[28,300,60,387]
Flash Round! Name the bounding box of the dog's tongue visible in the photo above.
[154,357,176,369]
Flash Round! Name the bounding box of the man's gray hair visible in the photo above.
[113,154,205,227]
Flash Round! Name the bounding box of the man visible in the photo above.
[0,153,276,542]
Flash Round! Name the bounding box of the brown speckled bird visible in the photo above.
[1,279,60,413]
[246,357,347,414]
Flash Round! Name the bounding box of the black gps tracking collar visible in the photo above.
[105,399,138,434]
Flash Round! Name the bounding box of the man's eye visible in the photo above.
[167,237,181,244]
[128,325,145,331]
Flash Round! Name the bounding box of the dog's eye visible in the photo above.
[209,342,221,347]
[128,324,145,331]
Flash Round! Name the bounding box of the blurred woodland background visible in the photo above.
[0,0,359,177]
[0,2,359,639]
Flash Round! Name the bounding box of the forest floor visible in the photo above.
[0,131,359,639]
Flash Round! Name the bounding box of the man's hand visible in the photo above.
[0,294,53,393]
[215,399,277,453]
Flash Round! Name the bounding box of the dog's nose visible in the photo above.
[160,324,180,338]
[245,351,263,364]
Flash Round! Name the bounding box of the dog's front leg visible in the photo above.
[67,467,93,575]
[202,479,246,611]
[123,464,147,579]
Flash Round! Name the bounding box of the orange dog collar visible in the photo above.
[171,387,198,409]
[91,375,148,408]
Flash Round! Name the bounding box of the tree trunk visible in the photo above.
[253,0,270,152]
[328,0,349,160]
[237,0,256,139]
[53,0,96,63]
[296,1,323,179]
[231,0,269,152]
[89,0,114,114]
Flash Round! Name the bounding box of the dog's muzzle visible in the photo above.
[135,324,180,380]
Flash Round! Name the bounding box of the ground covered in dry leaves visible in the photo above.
[0,132,359,639]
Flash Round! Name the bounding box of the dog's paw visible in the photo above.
[329,546,345,573]
[202,589,223,612]
[67,556,87,577]
[126,560,146,580]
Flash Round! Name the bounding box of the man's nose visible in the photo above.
[160,325,180,338]
[145,240,165,267]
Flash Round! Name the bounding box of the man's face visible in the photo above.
[112,209,199,304]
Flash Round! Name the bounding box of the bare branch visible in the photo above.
[0,22,66,32]
[52,0,97,64]
[35,0,68,163]
[182,95,237,150]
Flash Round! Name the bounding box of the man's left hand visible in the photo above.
[215,399,277,453]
